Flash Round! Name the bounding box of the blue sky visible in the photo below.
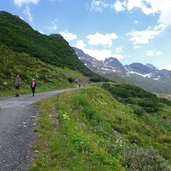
[1,0,171,70]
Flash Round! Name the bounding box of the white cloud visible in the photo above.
[113,0,171,28]
[127,26,161,44]
[40,19,58,33]
[127,0,147,13]
[59,30,77,41]
[111,0,125,12]
[158,0,171,27]
[146,50,161,56]
[75,40,87,49]
[14,0,40,7]
[87,32,118,47]
[50,19,58,32]
[14,0,40,22]
[23,5,32,22]
[90,0,103,12]
[84,49,114,60]
[90,0,171,29]
[89,0,109,12]
[114,0,159,15]
[75,40,123,60]
[83,48,124,61]
[135,0,171,27]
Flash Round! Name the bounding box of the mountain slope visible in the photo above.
[0,11,107,82]
[74,47,125,75]
[30,84,171,170]
[0,43,87,96]
[104,57,127,73]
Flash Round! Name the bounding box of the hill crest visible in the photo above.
[0,11,107,82]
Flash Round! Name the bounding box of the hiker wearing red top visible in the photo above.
[31,79,37,96]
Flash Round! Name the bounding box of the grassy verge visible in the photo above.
[30,85,171,170]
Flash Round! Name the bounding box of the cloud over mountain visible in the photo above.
[14,0,40,7]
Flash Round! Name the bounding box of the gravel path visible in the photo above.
[0,88,72,171]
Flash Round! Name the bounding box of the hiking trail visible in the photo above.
[0,88,72,171]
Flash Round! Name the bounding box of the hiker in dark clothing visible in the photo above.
[15,75,21,97]
[78,82,81,88]
[77,79,81,88]
[31,79,37,96]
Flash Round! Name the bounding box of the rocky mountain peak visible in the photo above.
[125,63,157,75]
[104,57,127,73]
[73,47,171,80]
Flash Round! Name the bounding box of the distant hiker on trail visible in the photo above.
[77,79,81,88]
[78,82,81,88]
[15,75,21,97]
[31,79,37,96]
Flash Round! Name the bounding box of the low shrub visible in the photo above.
[133,106,145,117]
[83,107,97,120]
[138,99,159,113]
[121,146,171,171]
[67,77,75,83]
[102,83,161,114]
[159,97,171,106]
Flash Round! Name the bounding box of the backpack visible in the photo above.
[15,79,21,86]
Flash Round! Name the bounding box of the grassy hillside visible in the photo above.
[30,84,171,170]
[0,43,87,96]
[0,11,107,82]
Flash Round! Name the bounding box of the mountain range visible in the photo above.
[74,47,171,94]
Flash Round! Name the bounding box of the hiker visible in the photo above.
[15,75,21,97]
[31,79,37,96]
[78,82,81,88]
[77,80,81,88]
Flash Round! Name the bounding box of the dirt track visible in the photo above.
[0,89,72,171]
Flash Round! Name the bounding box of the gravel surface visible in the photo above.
[0,88,72,171]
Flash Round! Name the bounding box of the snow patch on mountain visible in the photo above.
[73,47,171,80]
